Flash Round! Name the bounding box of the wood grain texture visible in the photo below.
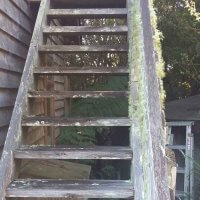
[34,66,128,75]
[28,0,126,8]
[14,146,132,160]
[0,89,17,108]
[0,0,32,33]
[0,0,49,198]
[28,91,128,98]
[43,26,128,35]
[39,45,128,53]
[128,0,170,199]
[22,116,130,126]
[0,12,31,46]
[6,179,133,198]
[48,8,127,18]
[19,159,91,179]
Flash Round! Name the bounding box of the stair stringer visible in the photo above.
[0,0,50,198]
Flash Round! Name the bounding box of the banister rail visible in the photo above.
[0,0,50,198]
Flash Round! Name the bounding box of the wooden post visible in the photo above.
[127,0,170,199]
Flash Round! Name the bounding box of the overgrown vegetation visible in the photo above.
[154,0,200,100]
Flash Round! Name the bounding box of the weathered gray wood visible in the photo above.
[0,126,8,147]
[22,116,130,127]
[6,179,133,198]
[0,89,17,108]
[29,0,126,8]
[9,0,33,21]
[128,0,170,199]
[14,146,132,160]
[175,191,184,198]
[34,66,128,75]
[0,12,31,46]
[0,0,50,199]
[166,145,186,150]
[167,121,194,127]
[0,0,32,33]
[39,45,128,53]
[184,125,192,197]
[28,91,128,98]
[0,33,28,60]
[0,70,21,90]
[43,26,128,35]
[48,8,127,18]
[177,167,185,174]
[0,108,13,127]
[0,51,25,73]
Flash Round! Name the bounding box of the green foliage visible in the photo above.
[154,0,200,100]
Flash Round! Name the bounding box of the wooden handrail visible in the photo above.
[0,0,50,198]
[127,0,171,199]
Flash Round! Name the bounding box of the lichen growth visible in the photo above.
[128,0,154,199]
[128,0,168,199]
[148,0,166,107]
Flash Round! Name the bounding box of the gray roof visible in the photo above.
[165,95,200,121]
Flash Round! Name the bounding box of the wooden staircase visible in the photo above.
[0,0,133,199]
[0,0,171,199]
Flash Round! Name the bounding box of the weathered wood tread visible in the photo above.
[166,145,186,150]
[33,67,128,75]
[6,179,133,198]
[39,45,128,53]
[28,91,128,98]
[177,167,185,174]
[22,117,130,126]
[43,26,128,35]
[14,146,132,160]
[48,9,127,19]
[175,190,184,197]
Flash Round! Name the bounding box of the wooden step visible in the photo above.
[22,117,130,127]
[43,26,128,35]
[175,190,184,198]
[166,145,186,150]
[28,91,128,98]
[33,67,128,75]
[39,45,128,53]
[177,167,185,174]
[48,8,127,19]
[6,179,133,198]
[14,146,132,160]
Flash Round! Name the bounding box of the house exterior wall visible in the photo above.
[0,0,33,149]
